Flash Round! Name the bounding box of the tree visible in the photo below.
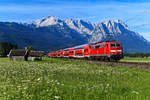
[0,42,18,57]
[27,46,36,51]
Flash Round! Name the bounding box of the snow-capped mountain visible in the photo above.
[65,19,94,35]
[28,16,150,53]
[28,16,138,38]
[29,16,64,27]
[90,19,147,42]
[29,16,94,35]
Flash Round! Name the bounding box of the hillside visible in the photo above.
[0,22,87,52]
[0,16,150,53]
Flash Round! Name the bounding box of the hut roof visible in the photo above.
[8,50,44,57]
[29,51,44,57]
[8,50,26,56]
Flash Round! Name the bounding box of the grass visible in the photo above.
[121,57,150,62]
[0,57,150,100]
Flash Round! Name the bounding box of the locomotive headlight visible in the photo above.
[117,50,122,52]
[111,50,116,52]
[111,50,122,52]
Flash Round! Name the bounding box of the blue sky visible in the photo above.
[0,0,150,40]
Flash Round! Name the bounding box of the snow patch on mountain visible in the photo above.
[65,19,94,35]
[29,16,64,27]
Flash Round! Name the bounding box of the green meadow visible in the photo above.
[0,57,150,100]
[121,57,150,63]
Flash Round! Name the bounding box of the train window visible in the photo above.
[116,43,121,47]
[75,53,83,56]
[111,43,121,47]
[101,44,105,48]
[111,43,116,47]
[92,46,95,49]
[95,45,100,49]
[93,44,105,49]
[69,51,74,53]
[64,54,69,56]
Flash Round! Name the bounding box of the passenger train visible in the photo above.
[48,41,124,61]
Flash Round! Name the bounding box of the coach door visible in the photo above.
[105,43,109,54]
[84,48,88,56]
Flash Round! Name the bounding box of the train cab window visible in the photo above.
[116,43,121,47]
[111,43,121,47]
[111,43,116,47]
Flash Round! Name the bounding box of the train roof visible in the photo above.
[63,48,69,51]
[60,44,88,51]
[73,44,88,50]
[57,50,62,52]
[90,40,120,45]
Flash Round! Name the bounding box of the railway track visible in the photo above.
[69,58,150,70]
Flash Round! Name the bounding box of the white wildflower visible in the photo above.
[24,87,27,90]
[132,91,139,95]
[99,70,103,73]
[57,82,60,85]
[54,96,60,99]
[17,85,21,88]
[37,78,41,81]
[106,84,109,87]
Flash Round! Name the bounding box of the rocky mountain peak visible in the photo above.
[97,19,131,34]
[65,19,94,35]
[103,19,128,28]
[29,15,64,27]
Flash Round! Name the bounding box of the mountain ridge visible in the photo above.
[0,15,149,53]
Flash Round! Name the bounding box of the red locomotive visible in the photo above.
[48,41,123,61]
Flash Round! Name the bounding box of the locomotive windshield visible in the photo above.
[111,43,121,47]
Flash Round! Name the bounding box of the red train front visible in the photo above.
[49,41,123,61]
[90,41,123,61]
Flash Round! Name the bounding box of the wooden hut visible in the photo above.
[8,50,26,61]
[28,51,44,61]
[8,50,44,61]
